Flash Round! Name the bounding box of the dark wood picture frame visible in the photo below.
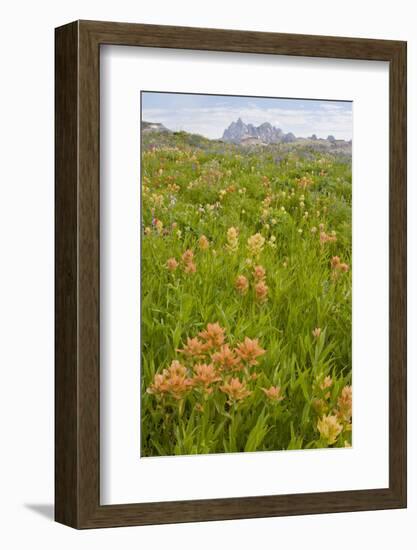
[55,20,407,529]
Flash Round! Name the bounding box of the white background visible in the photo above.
[0,0,415,548]
[101,47,389,504]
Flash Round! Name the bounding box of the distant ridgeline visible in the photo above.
[141,119,351,155]
[222,118,350,148]
[141,121,171,134]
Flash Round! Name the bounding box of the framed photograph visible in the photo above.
[55,20,407,528]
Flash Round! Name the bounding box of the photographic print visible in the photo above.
[141,91,352,457]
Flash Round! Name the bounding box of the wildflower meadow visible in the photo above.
[141,123,352,457]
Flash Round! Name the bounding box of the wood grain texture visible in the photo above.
[55,20,407,529]
[55,21,79,527]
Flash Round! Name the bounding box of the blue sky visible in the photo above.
[141,92,352,140]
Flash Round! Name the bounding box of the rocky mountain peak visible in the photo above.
[222,119,285,144]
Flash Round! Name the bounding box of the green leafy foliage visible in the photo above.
[140,131,352,456]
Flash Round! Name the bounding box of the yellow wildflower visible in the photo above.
[247,233,265,257]
[317,415,343,444]
[155,220,163,235]
[198,235,210,250]
[226,227,239,252]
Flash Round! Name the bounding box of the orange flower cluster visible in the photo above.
[198,322,226,350]
[337,385,352,423]
[262,386,284,402]
[255,281,269,303]
[212,344,241,371]
[178,337,206,359]
[236,337,266,365]
[182,249,196,273]
[253,265,266,281]
[147,360,193,400]
[147,323,271,406]
[193,363,221,393]
[166,249,197,274]
[166,257,179,271]
[220,378,251,401]
[330,256,349,278]
[235,265,269,303]
[235,275,249,295]
[319,230,337,245]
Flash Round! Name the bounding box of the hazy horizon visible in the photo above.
[142,92,353,141]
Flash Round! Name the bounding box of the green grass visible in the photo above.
[141,132,352,456]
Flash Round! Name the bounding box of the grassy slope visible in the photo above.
[141,130,352,456]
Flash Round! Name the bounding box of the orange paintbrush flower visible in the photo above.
[181,249,194,264]
[166,257,179,271]
[211,344,241,372]
[331,256,349,276]
[320,231,337,245]
[146,373,166,396]
[331,256,341,269]
[161,360,193,400]
[319,375,333,399]
[181,249,197,274]
[220,377,252,402]
[147,360,192,400]
[337,385,352,423]
[236,337,266,366]
[184,261,197,274]
[177,337,206,359]
[253,265,266,281]
[262,386,284,402]
[192,363,221,392]
[198,322,225,350]
[235,275,249,295]
[255,280,269,303]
